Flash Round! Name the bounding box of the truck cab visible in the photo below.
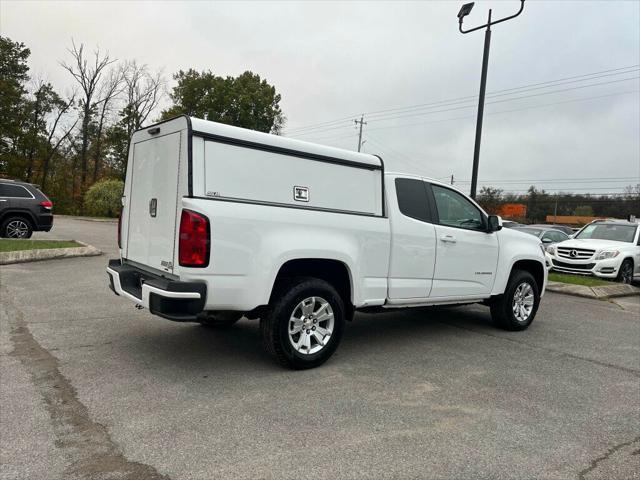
[107,116,547,369]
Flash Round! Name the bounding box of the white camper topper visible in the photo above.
[121,116,384,276]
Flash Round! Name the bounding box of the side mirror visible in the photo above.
[487,215,502,233]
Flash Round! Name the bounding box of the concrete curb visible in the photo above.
[546,281,640,299]
[57,214,118,224]
[0,240,102,265]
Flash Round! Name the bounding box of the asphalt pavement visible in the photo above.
[1,216,639,480]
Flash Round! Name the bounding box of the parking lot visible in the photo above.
[1,216,639,480]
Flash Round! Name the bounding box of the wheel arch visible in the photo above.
[269,258,354,317]
[511,259,545,293]
[0,209,36,227]
[618,256,635,281]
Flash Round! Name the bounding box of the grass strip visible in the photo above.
[0,239,81,253]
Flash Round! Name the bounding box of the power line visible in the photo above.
[284,64,639,134]
[364,68,639,121]
[364,76,639,125]
[363,134,439,177]
[363,89,638,133]
[285,65,638,133]
[289,79,638,139]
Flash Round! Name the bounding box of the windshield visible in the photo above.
[514,227,542,237]
[575,224,638,243]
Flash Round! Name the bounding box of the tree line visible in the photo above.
[0,36,284,214]
[476,185,640,223]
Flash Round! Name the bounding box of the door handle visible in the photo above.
[149,198,157,218]
[440,235,456,244]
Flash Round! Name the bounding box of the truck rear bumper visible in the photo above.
[107,259,206,321]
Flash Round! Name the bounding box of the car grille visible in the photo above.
[552,259,596,270]
[557,246,595,260]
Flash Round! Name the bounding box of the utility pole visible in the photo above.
[457,0,525,199]
[355,115,367,152]
[451,174,455,186]
[553,195,558,224]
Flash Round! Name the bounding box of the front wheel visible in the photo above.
[490,270,540,331]
[261,277,345,369]
[616,259,634,284]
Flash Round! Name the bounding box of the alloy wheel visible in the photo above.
[6,220,29,238]
[288,296,334,355]
[512,282,534,323]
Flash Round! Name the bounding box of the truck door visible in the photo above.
[387,177,437,299]
[427,183,499,297]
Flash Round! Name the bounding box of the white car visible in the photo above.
[547,219,640,283]
[106,116,547,369]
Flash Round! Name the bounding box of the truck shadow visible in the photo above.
[125,304,496,374]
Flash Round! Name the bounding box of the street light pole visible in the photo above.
[458,0,525,199]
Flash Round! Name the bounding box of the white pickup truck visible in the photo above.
[107,116,547,369]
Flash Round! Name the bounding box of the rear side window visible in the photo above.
[0,183,33,198]
[395,178,431,223]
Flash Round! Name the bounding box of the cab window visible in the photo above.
[431,184,484,231]
[395,178,431,223]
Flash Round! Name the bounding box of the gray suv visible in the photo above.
[0,180,54,238]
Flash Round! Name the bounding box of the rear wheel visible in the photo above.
[261,277,345,370]
[1,216,33,239]
[616,259,634,284]
[490,270,540,331]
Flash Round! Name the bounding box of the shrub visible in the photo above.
[84,179,124,217]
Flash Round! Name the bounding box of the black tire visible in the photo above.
[616,259,634,284]
[490,270,540,331]
[0,216,33,239]
[198,311,243,328]
[260,277,345,370]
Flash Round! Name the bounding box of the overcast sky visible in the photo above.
[2,0,639,195]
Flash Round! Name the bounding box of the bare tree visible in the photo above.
[623,184,640,199]
[24,78,47,182]
[92,67,124,182]
[60,40,116,208]
[41,92,78,192]
[122,60,165,134]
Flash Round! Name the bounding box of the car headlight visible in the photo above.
[546,245,556,255]
[595,250,620,260]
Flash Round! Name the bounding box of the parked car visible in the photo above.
[546,219,640,283]
[502,220,523,228]
[513,226,571,245]
[107,116,548,369]
[528,224,575,236]
[0,180,53,238]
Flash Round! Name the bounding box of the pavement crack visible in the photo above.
[577,435,640,479]
[2,286,172,480]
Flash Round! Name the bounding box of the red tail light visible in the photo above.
[40,200,53,210]
[179,210,210,267]
[117,210,122,249]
